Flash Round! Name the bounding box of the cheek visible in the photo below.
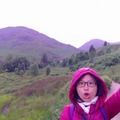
[92,86,98,96]
[76,87,83,97]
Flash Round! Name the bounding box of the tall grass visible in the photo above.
[0,63,120,120]
[0,67,72,120]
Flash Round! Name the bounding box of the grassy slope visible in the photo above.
[0,66,118,120]
[0,67,72,120]
[0,44,120,119]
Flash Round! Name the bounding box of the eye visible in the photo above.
[89,82,93,85]
[88,81,95,86]
[78,82,84,86]
[80,82,84,85]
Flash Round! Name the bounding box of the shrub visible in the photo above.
[30,63,39,77]
[113,76,120,84]
[101,75,112,89]
[46,66,51,76]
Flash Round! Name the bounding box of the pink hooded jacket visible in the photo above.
[60,68,120,120]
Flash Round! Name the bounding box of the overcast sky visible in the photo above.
[0,0,120,48]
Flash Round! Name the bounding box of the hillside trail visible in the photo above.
[107,81,120,120]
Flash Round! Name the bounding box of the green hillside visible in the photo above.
[0,44,120,119]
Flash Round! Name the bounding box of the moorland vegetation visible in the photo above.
[0,43,120,120]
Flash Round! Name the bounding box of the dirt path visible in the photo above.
[107,81,120,120]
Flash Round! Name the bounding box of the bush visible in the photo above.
[30,63,39,77]
[101,75,112,90]
[46,66,51,76]
[113,76,120,84]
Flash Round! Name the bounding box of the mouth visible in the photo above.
[84,93,90,99]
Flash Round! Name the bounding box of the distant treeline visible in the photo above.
[1,42,120,77]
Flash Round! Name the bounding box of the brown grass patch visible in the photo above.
[13,76,72,97]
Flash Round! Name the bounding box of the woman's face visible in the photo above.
[76,74,97,102]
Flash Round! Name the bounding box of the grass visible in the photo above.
[0,94,12,105]
[0,67,72,120]
[0,56,120,119]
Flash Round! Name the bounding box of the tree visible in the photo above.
[61,58,68,67]
[89,45,96,53]
[104,41,108,46]
[75,52,89,63]
[30,63,39,76]
[46,66,51,76]
[89,45,96,59]
[3,56,30,72]
[68,55,75,65]
[13,57,30,71]
[41,53,48,67]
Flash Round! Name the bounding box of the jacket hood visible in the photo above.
[69,68,108,108]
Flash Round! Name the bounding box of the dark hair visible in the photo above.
[73,73,104,102]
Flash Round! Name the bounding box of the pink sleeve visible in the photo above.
[104,88,120,119]
[60,105,70,120]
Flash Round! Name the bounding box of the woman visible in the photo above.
[60,68,120,120]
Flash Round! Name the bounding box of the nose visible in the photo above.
[84,83,89,90]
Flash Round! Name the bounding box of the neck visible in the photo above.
[78,96,98,114]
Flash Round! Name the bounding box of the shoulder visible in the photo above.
[60,104,70,120]
[61,104,70,113]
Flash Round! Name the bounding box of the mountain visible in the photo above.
[79,39,109,51]
[0,26,79,61]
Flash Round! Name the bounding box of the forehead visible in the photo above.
[81,74,95,81]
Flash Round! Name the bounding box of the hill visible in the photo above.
[79,39,109,51]
[0,26,79,61]
[1,44,120,119]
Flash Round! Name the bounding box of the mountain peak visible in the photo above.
[79,38,107,51]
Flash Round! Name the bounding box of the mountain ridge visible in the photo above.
[79,39,109,51]
[0,26,120,61]
[0,26,79,61]
[79,38,120,51]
